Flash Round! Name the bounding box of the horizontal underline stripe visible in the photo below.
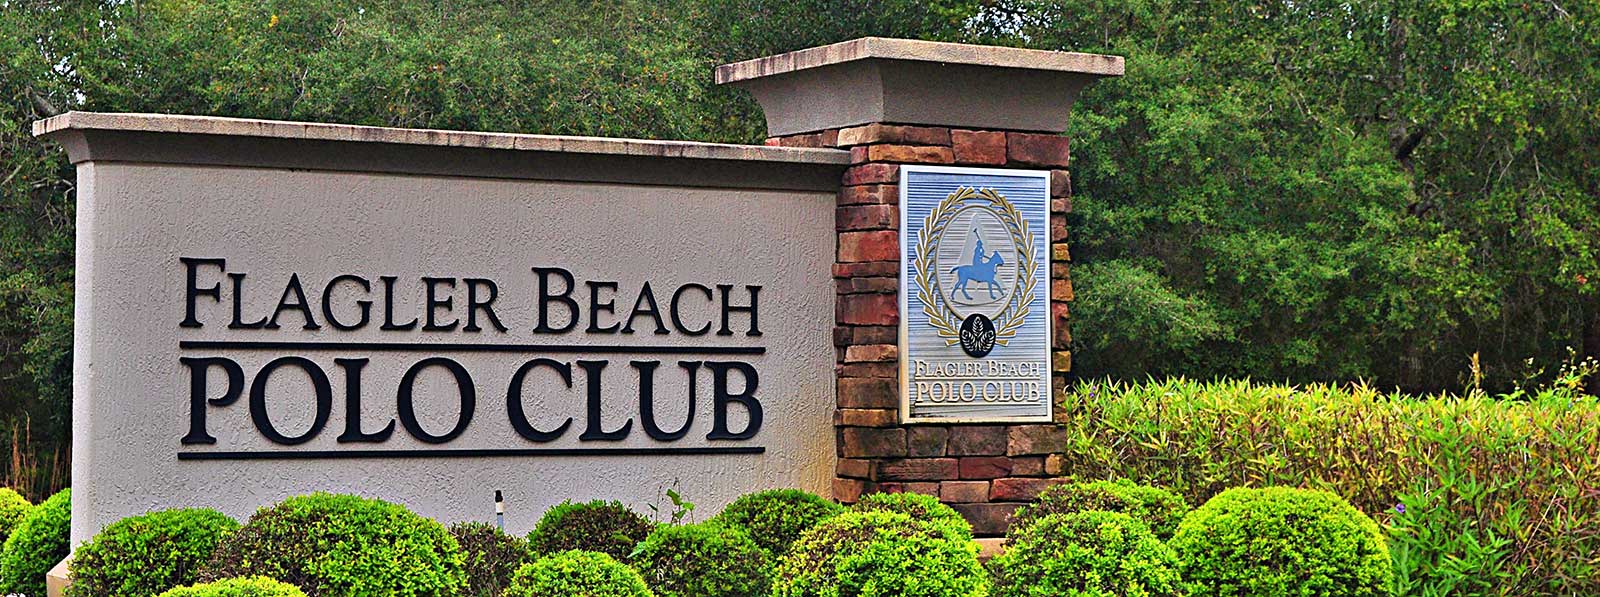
[177,446,765,460]
[178,340,764,355]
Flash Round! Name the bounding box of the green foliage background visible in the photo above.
[1,0,1597,498]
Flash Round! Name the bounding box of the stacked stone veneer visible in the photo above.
[767,123,1075,537]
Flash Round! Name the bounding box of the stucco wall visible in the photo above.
[67,149,838,542]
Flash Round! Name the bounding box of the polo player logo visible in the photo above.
[950,233,1006,301]
[911,186,1039,359]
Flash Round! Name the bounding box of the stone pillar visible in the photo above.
[718,37,1122,536]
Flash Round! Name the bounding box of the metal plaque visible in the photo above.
[899,166,1051,423]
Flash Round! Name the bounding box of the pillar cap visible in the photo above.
[716,37,1124,137]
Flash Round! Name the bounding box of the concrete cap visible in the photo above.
[716,37,1124,136]
[33,112,850,191]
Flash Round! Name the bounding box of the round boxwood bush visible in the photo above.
[772,510,987,597]
[0,488,31,546]
[629,522,768,597]
[0,487,70,597]
[156,577,308,597]
[990,511,1181,597]
[199,493,466,597]
[710,489,842,557]
[848,491,972,540]
[67,507,240,597]
[449,522,529,597]
[503,550,651,597]
[1171,487,1392,597]
[1010,479,1190,540]
[526,500,653,560]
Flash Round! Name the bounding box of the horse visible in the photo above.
[951,250,1005,300]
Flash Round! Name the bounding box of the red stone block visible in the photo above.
[836,124,951,147]
[1050,169,1071,198]
[833,261,898,278]
[840,277,898,295]
[940,481,991,504]
[959,456,1013,480]
[838,230,899,263]
[1006,132,1071,168]
[951,502,1024,537]
[947,426,1009,456]
[837,205,897,231]
[839,183,897,206]
[842,163,900,185]
[1007,425,1067,456]
[837,458,875,479]
[907,427,950,457]
[841,427,907,458]
[843,344,897,363]
[836,408,898,428]
[850,325,897,345]
[952,130,1006,165]
[990,477,1068,501]
[1050,214,1067,242]
[877,458,960,481]
[1044,454,1068,476]
[1051,263,1070,280]
[1051,197,1071,214]
[837,293,898,326]
[834,477,866,503]
[838,377,898,409]
[1052,351,1072,373]
[865,144,955,164]
[840,362,897,378]
[1010,456,1045,477]
[1051,243,1071,262]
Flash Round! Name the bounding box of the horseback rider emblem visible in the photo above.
[911,186,1039,358]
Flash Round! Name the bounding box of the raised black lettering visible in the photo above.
[180,257,225,328]
[622,282,670,335]
[670,283,713,336]
[706,361,762,440]
[396,357,475,444]
[265,274,321,330]
[506,358,574,442]
[334,358,393,443]
[637,360,694,441]
[248,356,332,445]
[717,284,762,336]
[180,356,244,445]
[322,275,372,331]
[380,275,419,330]
[578,360,630,441]
[464,278,508,333]
[228,273,269,329]
[532,267,579,333]
[422,277,458,331]
[587,281,621,333]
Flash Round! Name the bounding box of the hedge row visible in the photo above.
[2,482,1399,597]
[1055,378,1600,596]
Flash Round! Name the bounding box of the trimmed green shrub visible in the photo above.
[156,577,308,597]
[710,489,841,557]
[1009,479,1189,540]
[0,487,70,597]
[1059,378,1599,594]
[503,550,651,597]
[629,522,767,597]
[199,493,465,597]
[1171,487,1391,597]
[772,510,987,597]
[449,522,529,597]
[990,511,1180,597]
[849,491,972,540]
[67,508,240,597]
[526,500,653,560]
[0,488,31,546]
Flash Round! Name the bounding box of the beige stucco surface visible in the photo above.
[65,149,837,542]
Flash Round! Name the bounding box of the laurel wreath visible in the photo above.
[912,187,1038,346]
